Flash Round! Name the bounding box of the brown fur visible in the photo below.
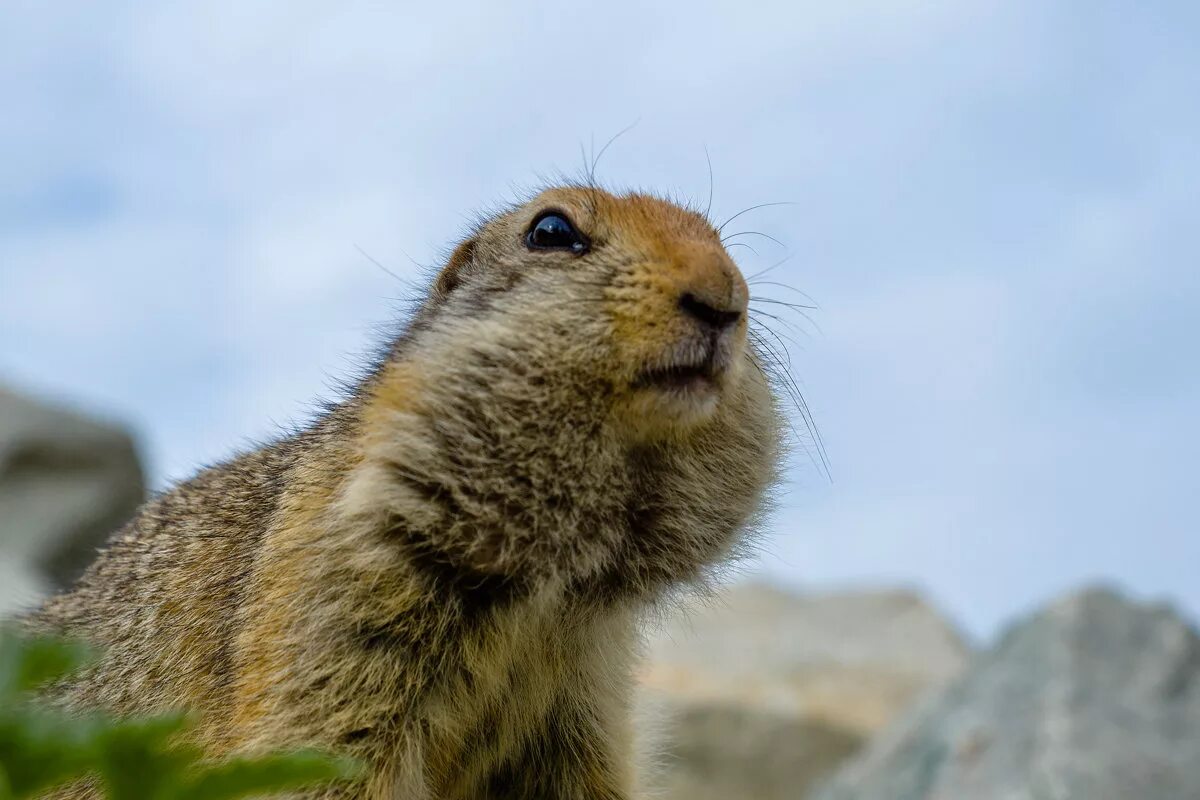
[27,186,783,798]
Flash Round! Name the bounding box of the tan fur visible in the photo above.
[27,186,784,798]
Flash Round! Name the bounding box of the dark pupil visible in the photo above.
[529,214,582,251]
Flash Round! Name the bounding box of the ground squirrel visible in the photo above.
[27,185,785,798]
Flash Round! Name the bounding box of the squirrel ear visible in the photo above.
[433,238,477,299]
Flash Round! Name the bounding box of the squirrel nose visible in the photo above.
[679,292,742,332]
[671,245,748,333]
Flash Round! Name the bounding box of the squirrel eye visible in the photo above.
[526,212,588,254]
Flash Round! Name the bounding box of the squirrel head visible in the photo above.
[351,185,782,590]
[412,186,755,438]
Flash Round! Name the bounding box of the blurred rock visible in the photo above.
[0,387,144,612]
[641,583,970,799]
[813,587,1200,800]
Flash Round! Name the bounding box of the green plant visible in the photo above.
[0,630,358,799]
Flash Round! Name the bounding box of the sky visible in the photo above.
[2,1,1197,639]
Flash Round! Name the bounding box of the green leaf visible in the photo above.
[0,631,362,800]
[91,714,194,800]
[0,630,90,700]
[0,708,96,798]
[176,751,360,800]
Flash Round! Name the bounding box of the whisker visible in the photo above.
[746,280,821,307]
[753,326,801,357]
[749,317,803,351]
[746,329,829,478]
[748,325,795,382]
[748,308,810,339]
[751,330,831,478]
[746,300,832,478]
[703,146,715,220]
[589,119,640,182]
[741,348,810,463]
[721,230,785,248]
[749,319,795,368]
[576,143,603,219]
[355,245,417,288]
[750,297,817,312]
[750,298,823,337]
[744,253,796,283]
[716,202,796,235]
[724,242,759,255]
[753,301,823,336]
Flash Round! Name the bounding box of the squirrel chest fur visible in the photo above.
[30,186,783,799]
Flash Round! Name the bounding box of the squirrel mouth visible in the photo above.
[634,352,722,392]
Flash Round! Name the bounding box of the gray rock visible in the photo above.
[649,701,861,800]
[640,583,970,799]
[814,587,1200,800]
[0,387,145,612]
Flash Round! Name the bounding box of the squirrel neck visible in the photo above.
[278,326,775,617]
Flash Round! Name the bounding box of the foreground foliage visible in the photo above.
[0,630,357,799]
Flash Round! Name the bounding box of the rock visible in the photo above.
[813,586,1200,800]
[640,583,970,799]
[0,387,145,613]
[644,701,861,800]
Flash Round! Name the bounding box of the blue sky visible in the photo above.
[2,1,1197,638]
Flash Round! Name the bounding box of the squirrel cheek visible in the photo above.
[607,280,688,368]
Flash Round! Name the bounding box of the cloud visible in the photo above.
[2,0,1196,636]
